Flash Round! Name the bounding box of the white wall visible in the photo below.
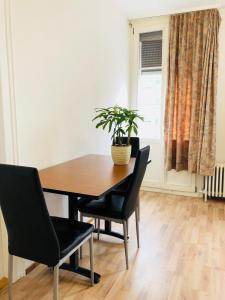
[0,93,5,163]
[11,0,129,209]
[8,0,129,270]
[12,0,129,169]
[0,97,4,279]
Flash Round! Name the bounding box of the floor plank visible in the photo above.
[1,191,225,300]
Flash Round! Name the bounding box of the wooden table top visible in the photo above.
[39,154,135,198]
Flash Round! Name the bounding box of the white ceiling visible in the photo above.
[116,0,225,19]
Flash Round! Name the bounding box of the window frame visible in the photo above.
[130,23,169,145]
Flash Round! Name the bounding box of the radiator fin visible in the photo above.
[204,163,225,201]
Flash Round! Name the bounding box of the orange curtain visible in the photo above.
[164,9,221,176]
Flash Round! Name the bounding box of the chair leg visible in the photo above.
[53,264,59,300]
[94,218,97,228]
[97,218,100,240]
[8,254,13,300]
[137,194,140,221]
[80,213,83,259]
[135,208,140,248]
[89,234,94,286]
[126,220,129,236]
[123,221,129,270]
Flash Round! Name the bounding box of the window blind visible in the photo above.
[140,31,162,68]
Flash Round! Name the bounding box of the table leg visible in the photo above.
[60,194,101,284]
[69,194,78,221]
[105,220,111,232]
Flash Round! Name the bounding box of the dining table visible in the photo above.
[39,154,135,283]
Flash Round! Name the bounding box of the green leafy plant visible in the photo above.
[93,105,143,146]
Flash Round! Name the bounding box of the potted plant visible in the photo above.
[93,105,143,165]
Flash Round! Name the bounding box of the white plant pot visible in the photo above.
[111,145,131,165]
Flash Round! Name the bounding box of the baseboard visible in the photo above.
[0,277,8,292]
[26,262,39,275]
[141,186,202,198]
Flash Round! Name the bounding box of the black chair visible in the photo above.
[114,136,140,212]
[92,137,140,230]
[79,146,150,269]
[0,164,94,300]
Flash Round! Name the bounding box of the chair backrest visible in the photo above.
[0,164,60,266]
[115,137,140,157]
[122,146,150,218]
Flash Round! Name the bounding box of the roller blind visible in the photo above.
[140,31,162,68]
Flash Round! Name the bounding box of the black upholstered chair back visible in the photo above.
[115,137,140,157]
[0,164,60,266]
[122,146,150,218]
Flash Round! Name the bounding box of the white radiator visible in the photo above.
[204,163,225,201]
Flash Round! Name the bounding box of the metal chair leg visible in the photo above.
[8,254,13,300]
[80,213,83,259]
[97,218,100,240]
[123,221,129,270]
[53,264,59,300]
[135,208,140,248]
[137,194,140,221]
[89,234,94,286]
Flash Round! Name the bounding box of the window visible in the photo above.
[137,31,162,140]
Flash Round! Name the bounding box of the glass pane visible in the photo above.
[137,70,162,140]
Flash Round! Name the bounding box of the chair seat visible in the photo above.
[51,217,94,258]
[79,194,125,220]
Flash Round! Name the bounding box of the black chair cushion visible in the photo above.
[79,194,125,220]
[51,217,94,258]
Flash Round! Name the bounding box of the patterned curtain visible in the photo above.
[164,9,221,176]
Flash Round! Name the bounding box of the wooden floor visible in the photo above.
[1,191,225,300]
